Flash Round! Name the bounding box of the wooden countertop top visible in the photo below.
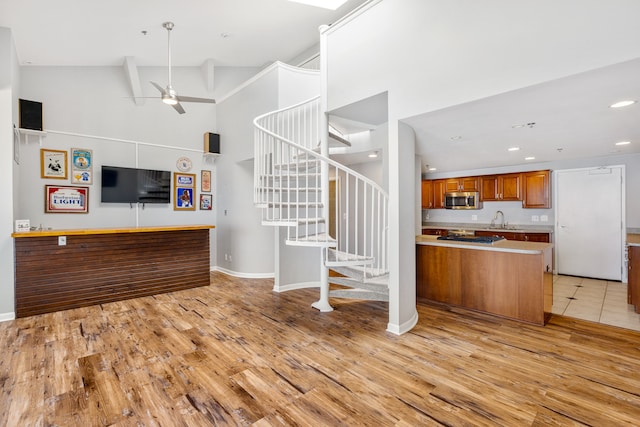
[416,234,552,254]
[628,234,640,247]
[12,224,215,238]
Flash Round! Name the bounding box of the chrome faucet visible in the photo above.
[491,210,505,228]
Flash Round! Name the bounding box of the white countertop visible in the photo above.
[416,234,553,254]
[422,222,553,233]
[628,234,640,247]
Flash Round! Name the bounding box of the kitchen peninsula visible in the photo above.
[12,225,214,317]
[416,234,553,325]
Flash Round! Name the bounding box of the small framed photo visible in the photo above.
[45,185,89,213]
[41,149,68,179]
[200,194,212,210]
[201,170,211,192]
[174,172,195,188]
[71,148,93,184]
[174,187,195,211]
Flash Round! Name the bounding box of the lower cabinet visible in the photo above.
[416,243,553,325]
[475,230,550,243]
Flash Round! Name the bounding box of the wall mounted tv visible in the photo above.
[101,165,171,204]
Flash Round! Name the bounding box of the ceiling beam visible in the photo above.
[201,59,215,93]
[123,56,144,106]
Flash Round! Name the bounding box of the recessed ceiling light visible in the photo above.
[450,136,462,141]
[615,141,631,146]
[508,147,520,152]
[368,151,379,158]
[429,167,437,171]
[512,124,525,128]
[288,0,348,10]
[610,100,636,108]
[525,156,535,161]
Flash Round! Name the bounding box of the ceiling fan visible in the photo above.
[151,21,216,114]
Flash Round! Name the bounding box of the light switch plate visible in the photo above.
[532,215,539,222]
[540,215,548,222]
[471,215,478,221]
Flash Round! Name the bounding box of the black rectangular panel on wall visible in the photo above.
[19,98,43,131]
[204,132,220,154]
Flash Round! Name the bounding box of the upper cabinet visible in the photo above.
[433,179,447,209]
[423,170,551,209]
[445,176,479,192]
[480,173,521,201]
[522,170,551,208]
[421,180,434,209]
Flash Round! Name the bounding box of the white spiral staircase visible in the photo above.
[253,96,389,311]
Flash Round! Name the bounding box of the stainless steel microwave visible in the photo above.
[444,191,482,209]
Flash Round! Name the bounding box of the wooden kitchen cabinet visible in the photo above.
[480,173,521,201]
[522,170,551,208]
[629,246,640,311]
[445,176,479,192]
[422,228,449,236]
[432,179,447,209]
[416,245,462,305]
[475,230,550,243]
[421,180,434,209]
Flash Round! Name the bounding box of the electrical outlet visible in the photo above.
[471,215,478,221]
[228,255,232,262]
[540,215,548,222]
[224,253,228,261]
[58,236,66,246]
[532,215,539,222]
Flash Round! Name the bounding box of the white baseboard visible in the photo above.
[273,281,320,293]
[212,266,275,279]
[0,312,16,322]
[387,309,419,335]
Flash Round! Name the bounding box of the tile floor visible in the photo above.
[552,275,640,331]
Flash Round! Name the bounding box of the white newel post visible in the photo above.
[311,24,333,312]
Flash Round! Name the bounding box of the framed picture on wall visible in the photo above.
[173,172,196,211]
[71,148,93,184]
[45,185,89,213]
[200,194,212,210]
[40,149,68,179]
[201,170,211,192]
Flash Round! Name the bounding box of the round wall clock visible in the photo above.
[176,156,193,172]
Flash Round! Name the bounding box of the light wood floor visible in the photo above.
[2,272,640,426]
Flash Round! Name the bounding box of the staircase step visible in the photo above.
[262,217,326,227]
[286,232,336,247]
[273,160,320,171]
[263,202,324,208]
[325,248,374,267]
[328,265,387,280]
[328,276,388,293]
[329,288,388,302]
[259,173,321,182]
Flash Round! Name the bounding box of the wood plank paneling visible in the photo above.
[14,229,210,317]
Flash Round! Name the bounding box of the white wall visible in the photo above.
[0,27,17,320]
[215,63,322,279]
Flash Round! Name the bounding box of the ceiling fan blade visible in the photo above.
[176,95,216,104]
[150,81,166,95]
[172,102,186,114]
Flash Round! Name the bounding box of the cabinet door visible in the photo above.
[421,180,433,209]
[433,179,446,208]
[522,170,551,208]
[416,245,462,304]
[524,233,550,243]
[480,176,499,201]
[460,176,479,192]
[445,179,461,192]
[501,173,522,201]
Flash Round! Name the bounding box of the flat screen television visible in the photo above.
[101,165,171,204]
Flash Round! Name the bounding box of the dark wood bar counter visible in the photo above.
[12,225,215,318]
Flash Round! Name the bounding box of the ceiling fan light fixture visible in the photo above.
[162,97,178,106]
[615,141,631,146]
